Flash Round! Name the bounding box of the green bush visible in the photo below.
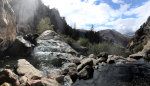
[64,36,74,45]
[77,37,90,47]
[87,42,129,57]
[37,17,54,34]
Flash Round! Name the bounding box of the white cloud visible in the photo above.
[41,0,150,34]
[112,0,124,4]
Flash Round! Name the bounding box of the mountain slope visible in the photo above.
[98,29,131,47]
[128,16,150,53]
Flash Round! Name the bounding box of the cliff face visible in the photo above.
[11,0,66,35]
[0,0,17,53]
[128,16,150,53]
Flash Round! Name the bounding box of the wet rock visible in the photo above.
[129,52,143,60]
[55,75,65,83]
[68,63,77,68]
[77,58,93,71]
[88,54,96,59]
[97,57,107,63]
[30,78,60,86]
[101,62,106,66]
[47,71,60,79]
[68,67,78,82]
[61,67,69,75]
[97,52,108,58]
[0,69,20,86]
[127,57,136,62]
[107,57,115,64]
[1,82,12,86]
[69,58,81,65]
[32,30,78,61]
[17,59,42,76]
[78,65,94,80]
[19,76,28,86]
[64,76,73,84]
[92,58,98,66]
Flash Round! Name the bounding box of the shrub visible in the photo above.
[37,17,54,34]
[77,37,90,47]
[64,36,74,45]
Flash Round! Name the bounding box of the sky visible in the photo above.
[42,0,150,34]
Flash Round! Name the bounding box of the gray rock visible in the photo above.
[0,69,20,86]
[32,30,78,61]
[77,58,93,71]
[78,65,94,80]
[88,54,96,59]
[17,59,42,76]
[129,52,143,60]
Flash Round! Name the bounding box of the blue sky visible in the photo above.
[42,0,150,34]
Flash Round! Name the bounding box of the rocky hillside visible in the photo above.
[11,0,66,35]
[0,0,17,55]
[128,16,150,53]
[98,29,131,47]
[78,29,131,47]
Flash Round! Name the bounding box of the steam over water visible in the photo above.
[13,0,39,24]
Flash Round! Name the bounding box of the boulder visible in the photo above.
[107,57,115,64]
[97,57,107,63]
[5,36,35,57]
[61,67,69,75]
[19,76,28,86]
[69,58,81,65]
[55,75,65,83]
[97,52,108,58]
[0,69,20,86]
[32,30,78,61]
[129,52,143,60]
[1,82,12,86]
[64,76,73,85]
[68,67,78,82]
[78,65,94,80]
[77,58,93,71]
[30,78,60,86]
[16,59,42,76]
[127,57,136,62]
[88,54,96,59]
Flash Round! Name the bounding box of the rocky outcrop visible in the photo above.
[128,16,150,53]
[11,0,66,35]
[32,30,78,61]
[0,0,17,55]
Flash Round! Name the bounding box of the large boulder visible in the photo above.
[78,65,94,80]
[77,58,93,71]
[32,30,78,61]
[0,69,20,86]
[4,35,36,57]
[16,59,42,76]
